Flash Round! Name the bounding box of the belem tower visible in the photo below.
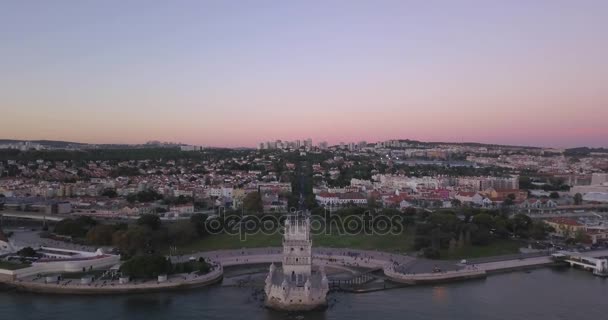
[264,215,329,311]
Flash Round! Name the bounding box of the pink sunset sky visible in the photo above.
[1,1,607,148]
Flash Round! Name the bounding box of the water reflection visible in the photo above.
[432,286,447,304]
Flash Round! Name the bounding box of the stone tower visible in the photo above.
[282,215,312,285]
[265,213,329,311]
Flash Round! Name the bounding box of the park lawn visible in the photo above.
[167,229,414,255]
[313,230,413,253]
[170,232,282,254]
[0,261,31,270]
[439,239,523,260]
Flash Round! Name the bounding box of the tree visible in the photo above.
[422,247,440,259]
[471,226,491,246]
[511,214,532,238]
[86,224,117,246]
[574,193,583,205]
[574,229,587,243]
[242,192,263,213]
[101,188,118,198]
[549,192,560,199]
[368,196,380,210]
[404,207,417,216]
[112,225,159,257]
[119,255,171,278]
[54,218,96,238]
[530,220,552,240]
[137,214,161,230]
[17,247,37,257]
[190,213,208,236]
[472,213,493,228]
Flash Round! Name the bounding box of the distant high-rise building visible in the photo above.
[303,138,312,148]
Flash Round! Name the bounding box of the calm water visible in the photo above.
[1,267,607,320]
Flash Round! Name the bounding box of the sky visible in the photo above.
[1,0,607,148]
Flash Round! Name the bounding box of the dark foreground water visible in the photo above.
[1,267,607,320]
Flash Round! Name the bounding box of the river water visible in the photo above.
[1,267,607,320]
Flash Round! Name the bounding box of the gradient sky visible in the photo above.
[1,0,607,148]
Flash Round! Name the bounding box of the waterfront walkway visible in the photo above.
[7,266,224,294]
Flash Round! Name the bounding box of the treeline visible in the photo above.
[565,147,608,157]
[414,209,553,258]
[119,255,210,279]
[394,164,512,177]
[52,214,211,258]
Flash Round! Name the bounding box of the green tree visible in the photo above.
[17,247,37,257]
[511,214,532,238]
[549,192,560,199]
[574,193,583,205]
[190,213,208,236]
[54,217,96,238]
[137,214,161,230]
[119,255,171,278]
[101,188,118,198]
[422,247,440,259]
[242,192,263,213]
[112,225,159,256]
[472,213,493,228]
[574,229,586,243]
[368,196,380,210]
[86,224,117,246]
[530,220,552,240]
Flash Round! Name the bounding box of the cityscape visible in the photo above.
[1,1,608,319]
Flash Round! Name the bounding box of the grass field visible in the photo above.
[168,230,522,260]
[0,261,31,270]
[439,239,522,260]
[168,228,414,255]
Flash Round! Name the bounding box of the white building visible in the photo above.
[315,192,367,207]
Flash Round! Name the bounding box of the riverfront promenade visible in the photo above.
[10,266,224,294]
[172,247,415,269]
[176,247,608,285]
[6,241,608,294]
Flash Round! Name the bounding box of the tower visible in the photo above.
[264,213,329,311]
[282,215,312,286]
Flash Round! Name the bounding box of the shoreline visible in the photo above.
[3,247,606,295]
[2,268,224,295]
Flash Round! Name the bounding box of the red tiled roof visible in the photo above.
[547,217,582,226]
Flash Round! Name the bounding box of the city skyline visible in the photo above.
[1,0,607,148]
